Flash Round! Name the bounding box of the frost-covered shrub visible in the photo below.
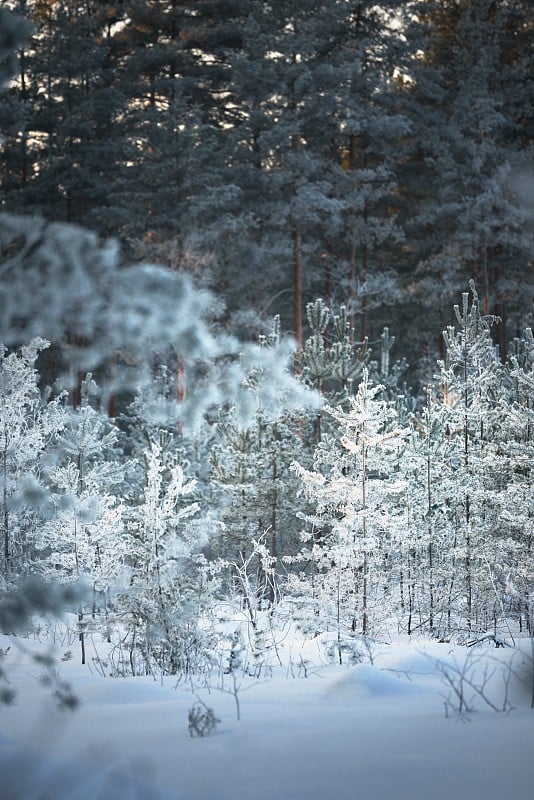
[115,441,217,677]
[188,702,220,737]
[0,339,67,585]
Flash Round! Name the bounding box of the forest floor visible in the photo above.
[0,626,533,800]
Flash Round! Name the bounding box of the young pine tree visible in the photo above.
[37,376,125,662]
[118,440,209,677]
[291,369,408,654]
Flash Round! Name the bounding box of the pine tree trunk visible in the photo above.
[407,551,413,636]
[348,211,357,339]
[465,495,472,631]
[177,353,186,402]
[78,608,86,665]
[463,348,472,631]
[447,532,458,634]
[360,424,368,636]
[268,431,278,606]
[2,444,9,580]
[347,134,357,339]
[481,237,490,316]
[360,237,368,343]
[426,436,435,631]
[19,49,28,187]
[292,224,303,353]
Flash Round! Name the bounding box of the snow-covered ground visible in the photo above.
[1,630,533,800]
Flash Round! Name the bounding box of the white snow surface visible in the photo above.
[1,631,533,800]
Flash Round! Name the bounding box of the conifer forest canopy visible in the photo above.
[0,1,533,685]
[1,0,532,362]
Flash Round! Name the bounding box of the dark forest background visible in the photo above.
[1,0,533,385]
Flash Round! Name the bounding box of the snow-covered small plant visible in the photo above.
[187,700,220,737]
[325,635,364,666]
[223,628,246,721]
[225,628,245,676]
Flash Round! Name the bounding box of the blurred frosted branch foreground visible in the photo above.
[0,577,85,634]
[0,212,319,426]
[0,577,86,707]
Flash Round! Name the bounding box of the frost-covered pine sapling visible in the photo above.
[0,338,67,585]
[330,374,409,638]
[119,365,220,597]
[368,326,410,405]
[37,376,125,662]
[210,408,304,583]
[292,369,408,652]
[497,326,534,635]
[298,299,368,443]
[439,282,505,633]
[226,537,282,677]
[401,386,459,636]
[210,316,312,578]
[210,419,267,564]
[119,440,202,677]
[299,299,369,398]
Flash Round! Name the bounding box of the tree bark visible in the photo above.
[292,224,303,353]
